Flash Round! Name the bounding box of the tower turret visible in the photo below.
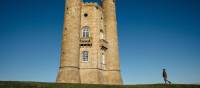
[56,0,81,83]
[103,0,123,85]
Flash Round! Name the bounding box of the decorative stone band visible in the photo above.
[59,66,120,71]
[80,67,120,71]
[59,66,79,69]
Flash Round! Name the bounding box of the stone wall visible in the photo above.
[57,0,122,85]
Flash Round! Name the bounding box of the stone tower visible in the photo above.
[57,0,122,85]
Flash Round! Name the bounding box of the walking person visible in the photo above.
[163,68,171,84]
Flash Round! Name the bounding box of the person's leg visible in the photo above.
[164,77,167,84]
[167,80,171,84]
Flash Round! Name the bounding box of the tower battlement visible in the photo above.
[81,2,103,10]
[82,2,98,5]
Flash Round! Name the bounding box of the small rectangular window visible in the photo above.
[82,51,88,62]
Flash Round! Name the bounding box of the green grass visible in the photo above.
[0,81,199,88]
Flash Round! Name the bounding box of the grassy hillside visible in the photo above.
[0,81,199,88]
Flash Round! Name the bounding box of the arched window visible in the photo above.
[100,49,105,64]
[100,30,104,39]
[82,51,88,62]
[100,49,105,69]
[82,26,90,38]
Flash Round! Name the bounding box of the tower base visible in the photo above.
[56,67,80,83]
[103,70,123,85]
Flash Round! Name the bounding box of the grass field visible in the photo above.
[0,81,199,88]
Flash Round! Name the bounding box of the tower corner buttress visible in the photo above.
[56,0,81,83]
[102,0,123,85]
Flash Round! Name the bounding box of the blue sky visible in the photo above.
[0,0,200,84]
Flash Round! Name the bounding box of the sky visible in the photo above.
[0,0,200,84]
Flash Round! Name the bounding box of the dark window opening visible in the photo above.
[96,6,99,9]
[62,51,65,55]
[84,13,88,17]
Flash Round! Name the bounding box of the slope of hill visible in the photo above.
[0,81,199,88]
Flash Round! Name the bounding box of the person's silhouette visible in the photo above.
[163,69,171,84]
